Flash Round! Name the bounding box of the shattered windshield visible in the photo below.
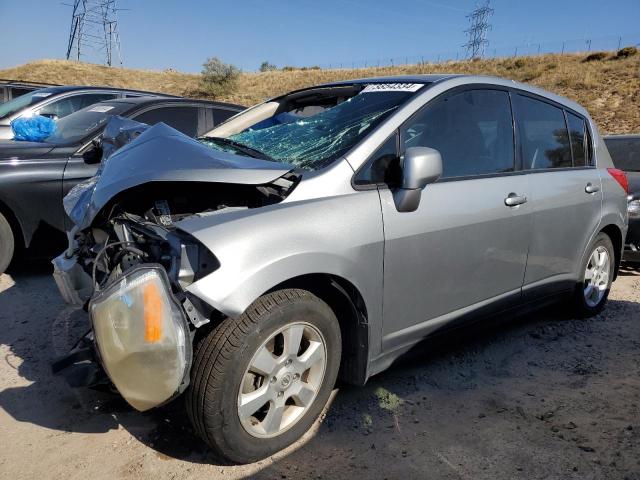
[201,84,424,170]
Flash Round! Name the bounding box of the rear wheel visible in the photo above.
[0,211,15,274]
[572,232,614,317]
[186,289,341,464]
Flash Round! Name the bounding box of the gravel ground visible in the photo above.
[1,263,639,480]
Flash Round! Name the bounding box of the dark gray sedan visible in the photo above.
[0,85,174,140]
[0,96,244,272]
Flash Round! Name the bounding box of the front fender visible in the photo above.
[176,189,385,354]
[186,251,372,318]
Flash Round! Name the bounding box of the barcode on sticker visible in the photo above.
[361,83,424,93]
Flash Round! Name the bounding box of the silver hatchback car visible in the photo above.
[53,75,628,463]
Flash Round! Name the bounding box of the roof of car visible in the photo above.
[604,134,640,139]
[27,85,178,97]
[321,74,464,87]
[321,74,591,118]
[96,96,245,110]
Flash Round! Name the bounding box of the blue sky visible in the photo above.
[0,0,638,72]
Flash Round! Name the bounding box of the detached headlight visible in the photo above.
[629,199,640,218]
[90,265,191,411]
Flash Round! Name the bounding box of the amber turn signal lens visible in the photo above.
[143,282,163,343]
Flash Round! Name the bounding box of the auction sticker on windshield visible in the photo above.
[88,105,115,113]
[361,83,424,93]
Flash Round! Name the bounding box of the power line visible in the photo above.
[64,0,123,66]
[462,1,494,59]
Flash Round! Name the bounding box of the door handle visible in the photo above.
[504,193,527,207]
[585,183,600,194]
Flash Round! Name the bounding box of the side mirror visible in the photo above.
[82,139,103,165]
[393,147,442,212]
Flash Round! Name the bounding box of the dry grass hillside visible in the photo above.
[1,51,638,133]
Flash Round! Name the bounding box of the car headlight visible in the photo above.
[90,265,191,411]
[629,199,640,219]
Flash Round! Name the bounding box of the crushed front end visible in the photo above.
[52,196,223,410]
[52,118,296,411]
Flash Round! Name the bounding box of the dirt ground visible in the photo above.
[1,263,639,480]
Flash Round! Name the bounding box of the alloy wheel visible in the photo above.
[583,245,611,308]
[237,322,327,438]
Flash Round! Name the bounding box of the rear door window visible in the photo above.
[513,94,572,170]
[133,106,199,137]
[400,89,515,178]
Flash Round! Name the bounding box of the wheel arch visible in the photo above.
[0,197,25,251]
[600,223,623,279]
[260,274,370,386]
[192,272,371,386]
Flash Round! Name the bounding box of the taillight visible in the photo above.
[607,168,629,195]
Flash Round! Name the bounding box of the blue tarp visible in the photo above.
[11,115,56,142]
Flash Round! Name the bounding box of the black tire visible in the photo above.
[186,288,341,464]
[572,232,615,318]
[0,211,14,274]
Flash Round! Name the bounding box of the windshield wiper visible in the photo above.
[202,136,274,161]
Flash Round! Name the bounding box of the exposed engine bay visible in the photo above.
[54,116,299,311]
[75,175,297,299]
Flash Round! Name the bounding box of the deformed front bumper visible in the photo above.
[51,331,109,389]
[52,253,94,306]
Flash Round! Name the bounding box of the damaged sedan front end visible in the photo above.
[53,117,298,409]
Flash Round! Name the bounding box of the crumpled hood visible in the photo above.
[65,118,294,230]
[0,139,56,159]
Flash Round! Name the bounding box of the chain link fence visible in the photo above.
[274,33,640,71]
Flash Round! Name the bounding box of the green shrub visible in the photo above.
[513,58,526,68]
[200,57,240,98]
[582,51,608,63]
[616,46,638,59]
[259,61,277,72]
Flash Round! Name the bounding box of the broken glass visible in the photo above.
[203,87,421,170]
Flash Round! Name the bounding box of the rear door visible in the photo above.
[512,93,602,298]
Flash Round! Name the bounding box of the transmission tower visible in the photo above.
[65,0,123,66]
[463,1,494,59]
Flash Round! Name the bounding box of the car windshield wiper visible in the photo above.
[202,136,274,161]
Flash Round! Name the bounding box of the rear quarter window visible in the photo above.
[566,112,588,167]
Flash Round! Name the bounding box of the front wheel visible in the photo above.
[572,232,615,317]
[186,289,341,464]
